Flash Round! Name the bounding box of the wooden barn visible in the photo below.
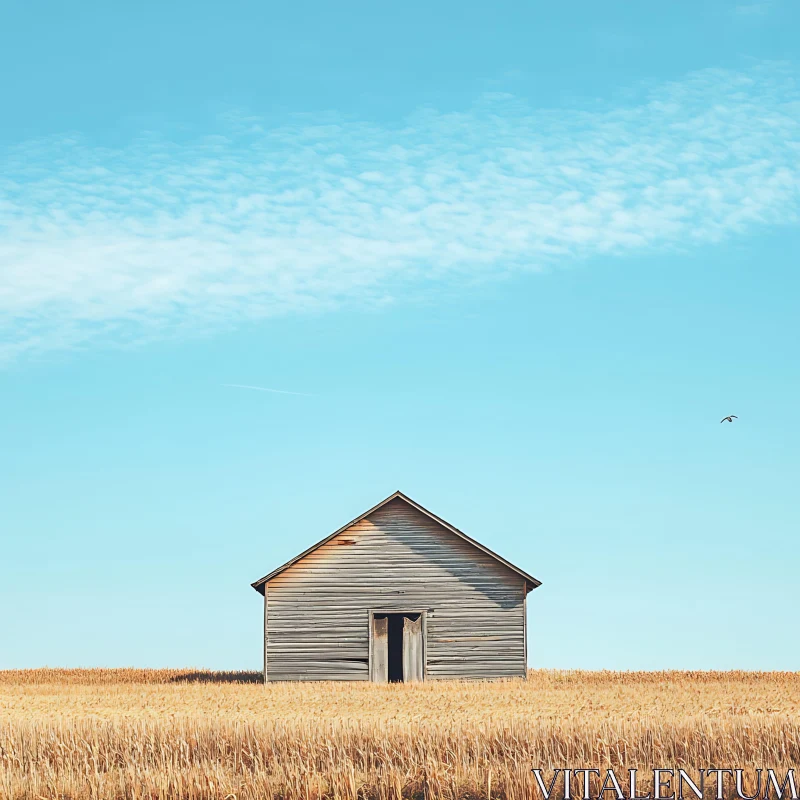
[252,491,541,682]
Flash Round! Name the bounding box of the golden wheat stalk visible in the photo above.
[0,669,797,800]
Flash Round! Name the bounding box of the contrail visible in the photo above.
[221,383,313,397]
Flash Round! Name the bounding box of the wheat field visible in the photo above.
[1,669,798,800]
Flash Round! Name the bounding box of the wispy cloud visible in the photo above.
[1,61,799,363]
[734,1,772,15]
[222,384,313,397]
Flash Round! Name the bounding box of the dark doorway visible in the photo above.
[371,612,423,683]
[387,615,404,682]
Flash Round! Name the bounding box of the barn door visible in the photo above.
[402,615,423,682]
[370,615,388,683]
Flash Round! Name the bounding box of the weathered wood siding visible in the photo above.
[265,498,526,681]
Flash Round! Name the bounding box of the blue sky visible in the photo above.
[1,0,799,671]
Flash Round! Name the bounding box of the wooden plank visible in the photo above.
[432,635,506,642]
[370,615,388,683]
[368,610,373,682]
[402,615,423,682]
[264,584,269,683]
[422,610,428,681]
[523,579,528,680]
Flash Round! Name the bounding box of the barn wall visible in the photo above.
[265,498,526,681]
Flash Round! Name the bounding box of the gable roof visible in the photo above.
[251,490,541,595]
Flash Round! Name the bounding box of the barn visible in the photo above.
[251,491,541,682]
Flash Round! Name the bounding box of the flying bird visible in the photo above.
[720,415,738,423]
